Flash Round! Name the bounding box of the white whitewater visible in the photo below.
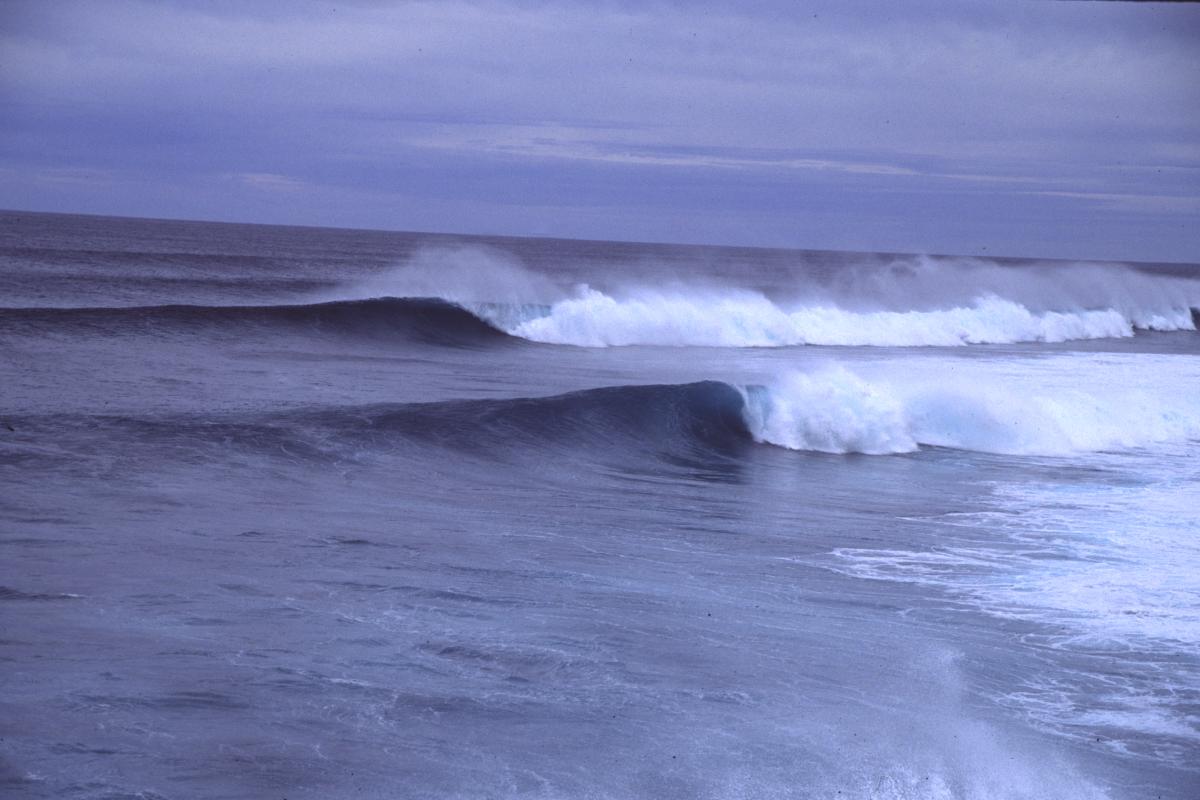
[738,355,1200,455]
[503,287,1195,347]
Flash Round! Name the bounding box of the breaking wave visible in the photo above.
[740,364,1200,455]
[16,249,1198,350]
[488,287,1196,347]
[19,363,1199,460]
[331,246,1200,348]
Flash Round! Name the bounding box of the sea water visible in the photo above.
[1,211,1197,799]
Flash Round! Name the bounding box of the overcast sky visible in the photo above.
[2,1,1198,261]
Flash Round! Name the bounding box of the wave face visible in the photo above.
[740,363,1200,455]
[0,297,508,347]
[491,288,1196,348]
[340,380,751,457]
[13,382,753,466]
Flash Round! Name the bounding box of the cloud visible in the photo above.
[402,124,924,176]
[0,0,1197,260]
[33,167,118,187]
[232,172,308,192]
[1027,190,1200,216]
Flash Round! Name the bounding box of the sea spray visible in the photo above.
[332,248,1200,348]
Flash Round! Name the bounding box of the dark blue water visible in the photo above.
[2,211,1198,799]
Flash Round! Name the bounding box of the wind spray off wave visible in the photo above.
[336,247,1200,348]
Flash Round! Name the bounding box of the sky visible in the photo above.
[1,0,1198,262]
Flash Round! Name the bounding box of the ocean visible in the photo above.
[1,210,1197,799]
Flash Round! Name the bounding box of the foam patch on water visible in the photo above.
[827,446,1200,765]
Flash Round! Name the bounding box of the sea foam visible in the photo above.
[739,360,1200,455]
[500,288,1194,347]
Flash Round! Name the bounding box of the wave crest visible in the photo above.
[741,364,1200,455]
[492,288,1195,348]
[741,371,916,454]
